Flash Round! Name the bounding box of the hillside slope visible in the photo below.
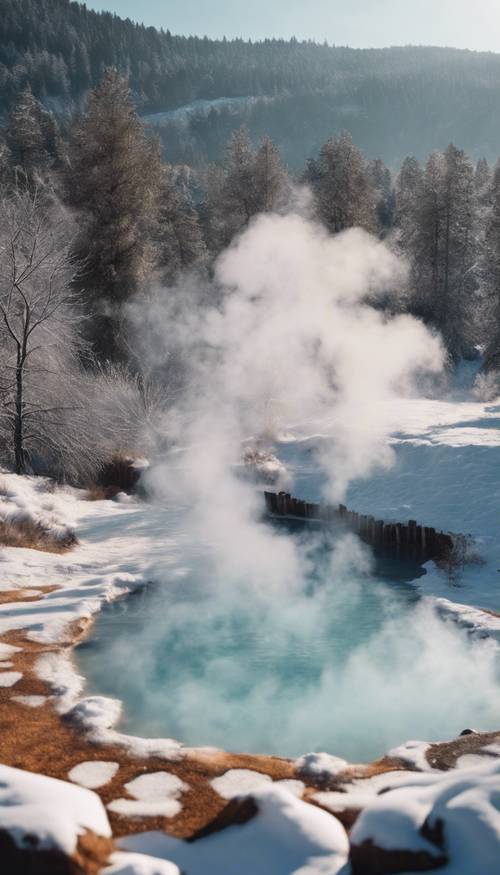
[4,0,500,165]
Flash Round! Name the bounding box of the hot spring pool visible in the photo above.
[76,526,500,761]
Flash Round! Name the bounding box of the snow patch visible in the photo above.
[12,694,47,708]
[211,769,272,799]
[68,761,119,790]
[387,740,433,771]
[108,772,189,819]
[0,671,22,687]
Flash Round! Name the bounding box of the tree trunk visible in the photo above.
[14,348,25,475]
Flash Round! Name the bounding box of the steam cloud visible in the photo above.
[135,213,443,511]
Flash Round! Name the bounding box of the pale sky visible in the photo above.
[87,0,500,51]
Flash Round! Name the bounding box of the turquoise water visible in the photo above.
[77,528,500,760]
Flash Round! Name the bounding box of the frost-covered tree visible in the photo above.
[367,158,395,234]
[205,127,290,249]
[482,162,500,375]
[65,69,161,360]
[156,165,206,284]
[395,156,423,261]
[304,131,376,234]
[0,190,97,479]
[253,136,291,214]
[396,146,478,360]
[5,86,60,187]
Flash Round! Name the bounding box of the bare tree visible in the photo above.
[0,189,95,478]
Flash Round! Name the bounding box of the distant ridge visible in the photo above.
[4,0,500,166]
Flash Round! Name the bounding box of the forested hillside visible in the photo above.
[5,0,500,166]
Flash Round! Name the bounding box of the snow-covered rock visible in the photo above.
[0,764,111,855]
[295,752,350,783]
[350,759,500,874]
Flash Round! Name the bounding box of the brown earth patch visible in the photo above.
[0,585,60,605]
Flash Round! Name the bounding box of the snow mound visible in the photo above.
[295,752,350,782]
[119,784,349,875]
[0,764,111,855]
[350,759,500,874]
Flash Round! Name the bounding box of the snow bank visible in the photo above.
[0,471,77,548]
[120,784,350,875]
[0,764,111,855]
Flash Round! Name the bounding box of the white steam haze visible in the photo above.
[135,213,444,503]
[88,212,500,758]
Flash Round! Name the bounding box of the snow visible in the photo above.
[0,642,21,658]
[0,472,77,549]
[0,671,22,686]
[314,769,436,814]
[108,772,189,819]
[0,764,111,854]
[295,752,350,782]
[105,852,181,875]
[119,785,350,875]
[68,761,119,789]
[12,694,47,707]
[387,740,433,771]
[211,769,272,799]
[350,759,500,874]
[211,771,305,801]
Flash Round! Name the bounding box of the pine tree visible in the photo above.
[253,136,290,214]
[439,144,477,359]
[305,131,376,234]
[482,162,500,374]
[367,158,395,234]
[6,86,51,185]
[396,146,478,360]
[156,165,206,283]
[65,70,161,360]
[475,158,492,205]
[205,127,289,250]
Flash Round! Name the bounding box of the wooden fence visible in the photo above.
[264,491,456,563]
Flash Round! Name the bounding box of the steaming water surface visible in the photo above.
[77,526,500,761]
